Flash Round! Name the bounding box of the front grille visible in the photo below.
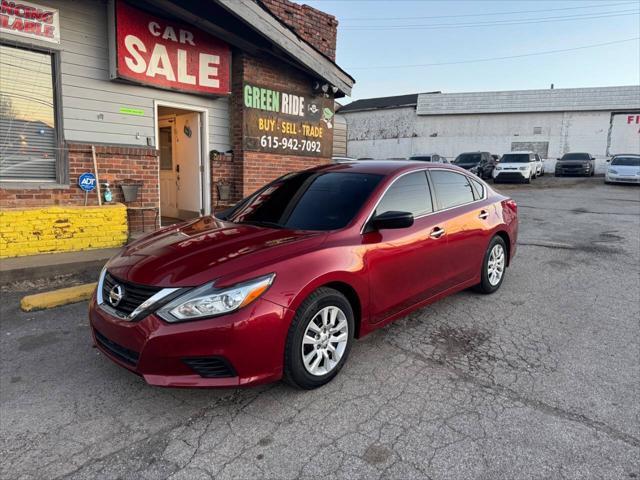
[183,357,236,378]
[495,172,525,182]
[103,271,161,316]
[94,329,139,366]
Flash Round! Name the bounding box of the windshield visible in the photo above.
[409,156,432,162]
[224,171,383,231]
[454,153,481,165]
[611,156,640,166]
[501,153,530,163]
[561,153,590,160]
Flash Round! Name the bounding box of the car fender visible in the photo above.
[261,245,370,323]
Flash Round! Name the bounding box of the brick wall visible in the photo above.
[211,50,331,207]
[0,204,128,258]
[0,143,160,233]
[260,0,338,60]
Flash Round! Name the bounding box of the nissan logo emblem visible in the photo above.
[108,284,125,307]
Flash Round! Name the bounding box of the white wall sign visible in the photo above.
[0,1,60,44]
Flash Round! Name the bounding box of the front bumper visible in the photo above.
[89,296,292,387]
[493,171,528,183]
[555,165,591,176]
[606,174,640,184]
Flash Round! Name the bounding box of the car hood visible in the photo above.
[454,163,477,169]
[557,160,590,166]
[609,165,640,175]
[106,216,327,287]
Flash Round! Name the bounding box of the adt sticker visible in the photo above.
[78,172,97,192]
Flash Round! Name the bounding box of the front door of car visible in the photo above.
[363,171,450,324]
[428,170,492,288]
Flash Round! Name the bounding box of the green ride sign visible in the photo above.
[242,83,334,158]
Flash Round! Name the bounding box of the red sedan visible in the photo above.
[90,161,518,389]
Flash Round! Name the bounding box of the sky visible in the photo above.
[298,0,640,102]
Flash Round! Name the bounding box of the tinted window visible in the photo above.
[376,171,432,217]
[227,172,382,231]
[501,153,531,163]
[454,153,482,165]
[561,153,590,160]
[469,177,485,200]
[611,156,640,166]
[431,170,476,209]
[409,156,432,162]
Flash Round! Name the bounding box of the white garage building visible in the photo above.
[339,86,640,173]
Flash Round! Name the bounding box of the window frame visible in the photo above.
[427,169,481,211]
[373,170,434,219]
[361,167,487,233]
[0,39,67,187]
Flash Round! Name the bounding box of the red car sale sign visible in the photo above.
[114,0,231,96]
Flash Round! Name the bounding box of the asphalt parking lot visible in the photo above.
[1,176,639,480]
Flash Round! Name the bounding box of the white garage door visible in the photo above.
[608,113,640,155]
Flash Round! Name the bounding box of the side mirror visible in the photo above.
[606,158,611,163]
[370,211,414,230]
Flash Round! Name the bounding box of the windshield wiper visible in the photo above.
[238,220,284,229]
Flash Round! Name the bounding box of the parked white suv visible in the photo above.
[493,151,538,183]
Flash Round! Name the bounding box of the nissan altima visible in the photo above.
[90,161,518,389]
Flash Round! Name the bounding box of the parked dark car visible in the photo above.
[555,152,596,177]
[90,161,518,390]
[470,154,500,179]
[453,152,492,172]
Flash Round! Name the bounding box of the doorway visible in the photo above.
[156,104,208,225]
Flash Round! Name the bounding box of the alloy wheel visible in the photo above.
[487,244,505,286]
[301,306,349,376]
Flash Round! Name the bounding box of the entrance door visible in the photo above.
[159,118,179,218]
[175,112,202,218]
[157,108,204,222]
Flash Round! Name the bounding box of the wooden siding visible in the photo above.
[3,0,230,151]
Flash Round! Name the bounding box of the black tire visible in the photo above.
[283,288,354,389]
[590,169,595,177]
[474,236,508,294]
[525,174,531,184]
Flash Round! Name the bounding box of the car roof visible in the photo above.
[505,151,534,154]
[308,160,465,176]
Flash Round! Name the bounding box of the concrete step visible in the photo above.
[0,248,121,285]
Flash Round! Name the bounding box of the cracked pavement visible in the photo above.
[1,177,639,479]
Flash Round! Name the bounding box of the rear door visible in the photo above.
[364,171,450,323]
[428,169,492,288]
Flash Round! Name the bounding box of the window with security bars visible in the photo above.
[0,44,60,182]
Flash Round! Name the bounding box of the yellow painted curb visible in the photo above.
[20,283,97,312]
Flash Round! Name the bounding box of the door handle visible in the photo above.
[478,210,489,220]
[430,227,445,239]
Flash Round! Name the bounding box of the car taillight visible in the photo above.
[504,199,517,212]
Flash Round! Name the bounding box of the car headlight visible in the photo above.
[609,169,618,174]
[157,274,275,322]
[519,166,529,171]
